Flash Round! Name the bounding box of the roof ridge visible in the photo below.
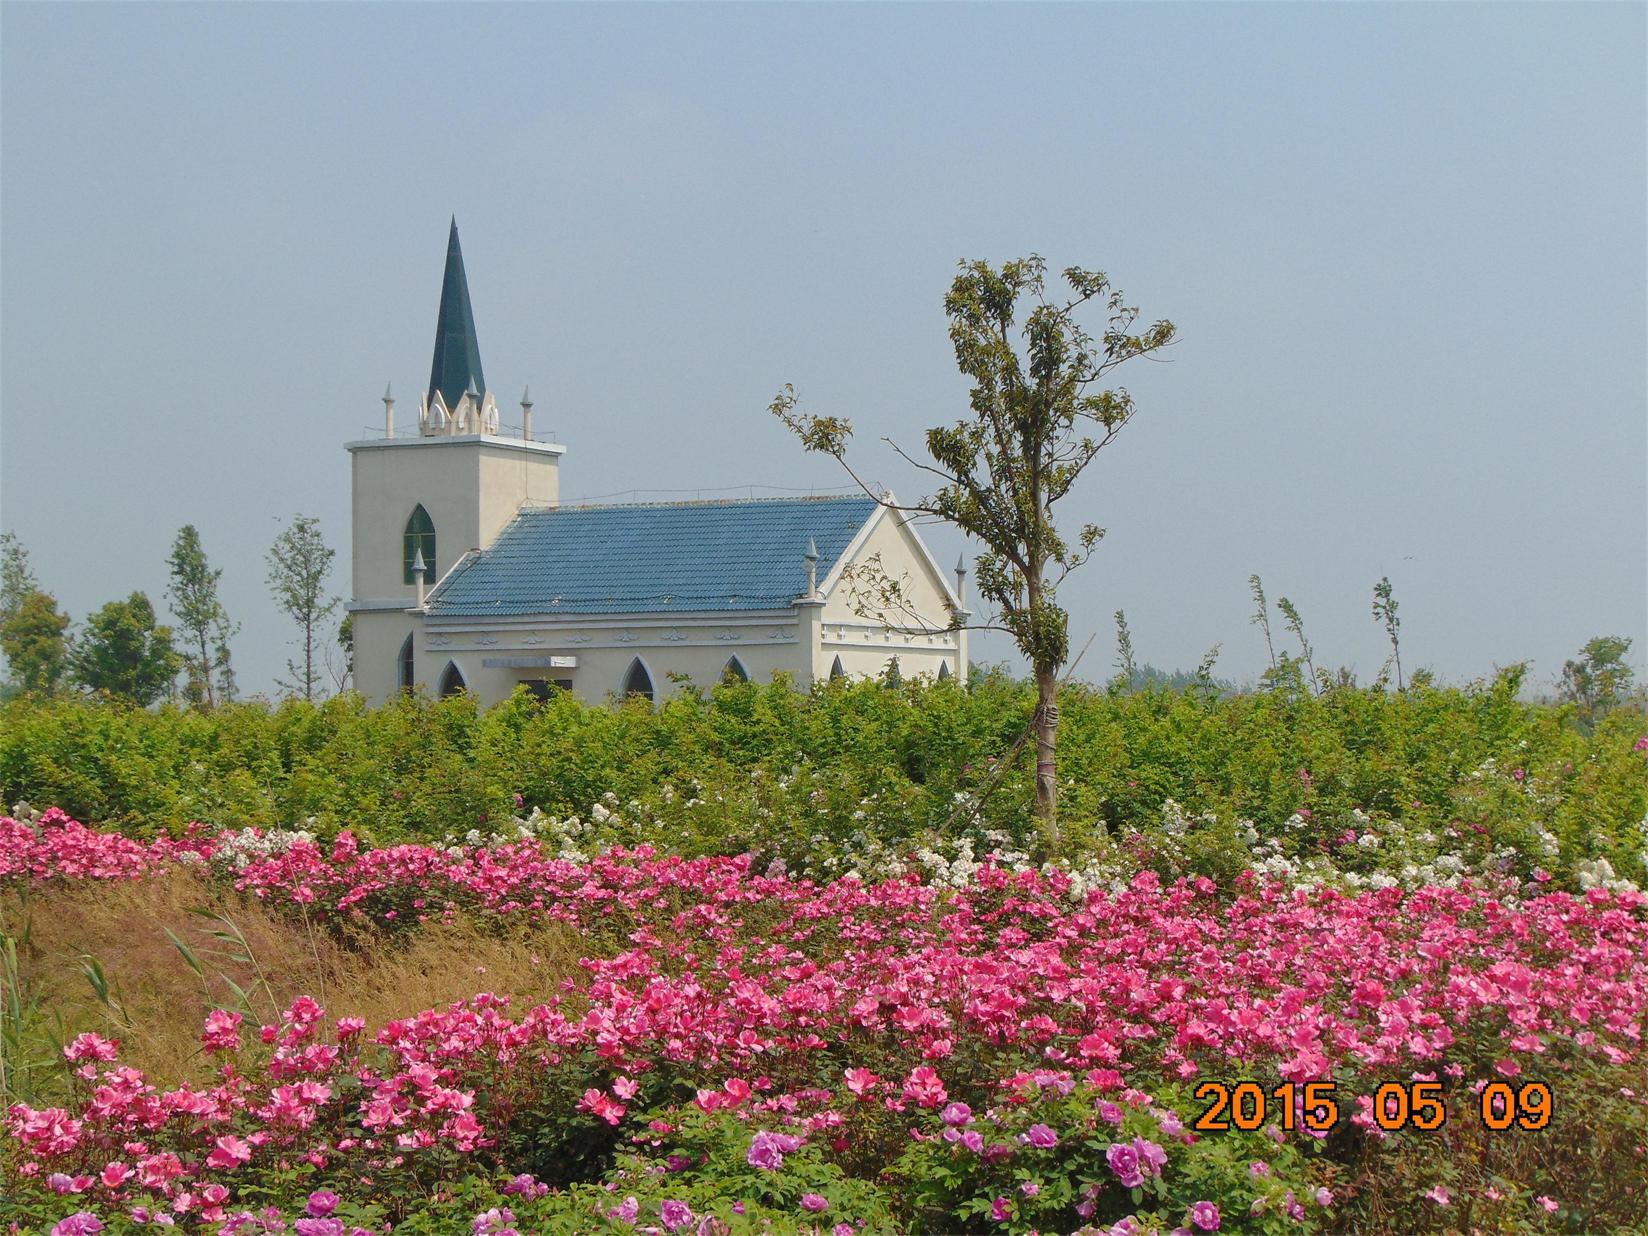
[522,494,879,514]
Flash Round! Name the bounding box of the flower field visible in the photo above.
[4,804,1646,1235]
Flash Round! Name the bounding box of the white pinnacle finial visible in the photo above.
[804,537,819,596]
[382,382,396,436]
[520,386,534,441]
[412,547,428,606]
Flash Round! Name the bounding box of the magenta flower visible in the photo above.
[305,1189,340,1217]
[990,1196,1012,1222]
[205,1135,252,1170]
[941,1101,973,1126]
[1107,1141,1144,1187]
[50,1217,103,1236]
[659,1200,694,1231]
[1190,1201,1221,1231]
[800,1193,828,1212]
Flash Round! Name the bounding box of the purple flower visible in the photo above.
[295,1221,345,1236]
[1025,1123,1058,1149]
[666,1153,692,1173]
[747,1130,786,1170]
[50,1217,103,1236]
[1107,1141,1144,1188]
[1190,1200,1221,1231]
[1097,1101,1124,1125]
[942,1101,973,1125]
[800,1193,829,1212]
[660,1200,694,1232]
[471,1209,517,1236]
[990,1196,1012,1222]
[1133,1136,1167,1176]
[306,1191,341,1218]
[961,1129,985,1153]
[606,1196,639,1224]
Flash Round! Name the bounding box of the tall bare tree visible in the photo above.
[773,256,1175,845]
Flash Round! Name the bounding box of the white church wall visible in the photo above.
[350,608,417,704]
[412,622,811,707]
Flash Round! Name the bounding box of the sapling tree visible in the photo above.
[1276,596,1319,691]
[267,515,338,702]
[1372,576,1402,689]
[1112,609,1138,692]
[773,256,1175,843]
[167,525,237,708]
[1249,574,1277,673]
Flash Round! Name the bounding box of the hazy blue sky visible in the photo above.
[3,2,1643,697]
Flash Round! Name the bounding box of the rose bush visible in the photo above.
[4,811,1647,1232]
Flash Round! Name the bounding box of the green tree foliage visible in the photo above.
[0,590,70,695]
[1,531,42,692]
[68,592,179,706]
[166,525,238,708]
[773,256,1176,845]
[0,532,38,626]
[266,515,338,702]
[1560,635,1635,728]
[337,613,354,690]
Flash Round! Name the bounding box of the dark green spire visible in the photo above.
[427,217,487,411]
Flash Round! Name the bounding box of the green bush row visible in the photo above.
[1,671,1643,879]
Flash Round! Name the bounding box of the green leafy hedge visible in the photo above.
[1,672,1642,883]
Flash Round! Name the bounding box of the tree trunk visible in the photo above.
[197,631,215,709]
[1033,663,1060,849]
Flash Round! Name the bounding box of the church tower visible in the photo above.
[345,219,566,701]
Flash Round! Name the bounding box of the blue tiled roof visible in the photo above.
[425,494,881,616]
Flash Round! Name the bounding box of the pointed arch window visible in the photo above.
[621,658,654,703]
[397,633,415,692]
[938,661,952,682]
[829,656,846,682]
[403,505,436,585]
[721,656,749,684]
[438,661,466,697]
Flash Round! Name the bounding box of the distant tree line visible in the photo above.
[0,516,345,708]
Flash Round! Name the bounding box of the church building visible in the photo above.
[346,221,967,707]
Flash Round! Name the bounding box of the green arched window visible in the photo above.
[403,505,436,585]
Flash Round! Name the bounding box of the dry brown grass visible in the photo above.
[1,872,587,1086]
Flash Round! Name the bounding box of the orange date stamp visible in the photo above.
[1191,1079,1552,1133]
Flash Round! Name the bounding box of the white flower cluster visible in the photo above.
[1576,857,1643,895]
[210,824,317,871]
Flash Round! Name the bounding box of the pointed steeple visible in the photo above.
[427,217,487,413]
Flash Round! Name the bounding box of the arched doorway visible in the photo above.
[621,657,654,703]
[438,661,467,697]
